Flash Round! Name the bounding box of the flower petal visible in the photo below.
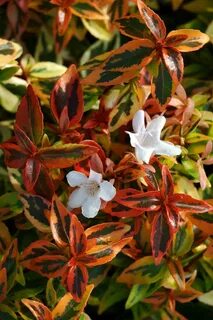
[89,169,102,183]
[155,140,181,156]
[66,171,87,187]
[146,116,166,140]
[82,195,101,218]
[135,145,154,164]
[99,181,116,201]
[126,131,141,148]
[132,110,145,133]
[68,187,87,209]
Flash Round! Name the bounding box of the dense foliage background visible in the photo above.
[0,0,212,319]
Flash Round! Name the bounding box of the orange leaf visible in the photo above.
[22,299,52,320]
[162,47,184,85]
[70,214,87,256]
[50,196,71,248]
[166,29,209,52]
[137,0,166,41]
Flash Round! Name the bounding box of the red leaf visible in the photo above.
[56,7,72,35]
[67,263,88,302]
[23,158,41,191]
[14,124,37,155]
[0,268,7,303]
[22,299,52,320]
[116,189,161,211]
[151,210,172,264]
[15,85,44,146]
[0,142,27,168]
[33,165,55,200]
[70,215,87,256]
[50,64,84,131]
[161,165,174,196]
[50,196,71,248]
[162,47,184,85]
[37,143,98,169]
[137,0,166,41]
[171,194,212,213]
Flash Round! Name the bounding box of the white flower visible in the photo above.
[126,110,181,164]
[66,169,116,218]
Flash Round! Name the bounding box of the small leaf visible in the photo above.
[162,47,184,85]
[115,14,148,39]
[109,83,146,132]
[50,64,84,130]
[0,222,11,253]
[109,0,128,21]
[0,239,18,291]
[52,284,94,320]
[15,85,44,146]
[137,0,166,41]
[151,210,172,264]
[0,142,27,168]
[67,264,88,302]
[46,279,57,309]
[0,304,17,320]
[20,193,51,232]
[116,189,160,211]
[21,240,67,278]
[152,60,174,106]
[22,299,52,320]
[0,268,7,303]
[85,222,131,248]
[186,211,213,235]
[172,194,212,213]
[23,158,41,191]
[117,256,167,285]
[85,237,132,267]
[172,222,194,257]
[70,215,87,256]
[30,62,67,79]
[37,143,98,169]
[14,124,37,155]
[50,196,71,248]
[0,38,22,67]
[166,29,210,52]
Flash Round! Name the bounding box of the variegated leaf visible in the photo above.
[70,214,87,256]
[52,284,94,320]
[117,256,167,285]
[67,263,89,302]
[50,196,71,247]
[22,299,52,320]
[37,143,98,169]
[15,85,44,146]
[50,64,84,131]
[20,193,51,233]
[137,0,166,41]
[166,29,209,52]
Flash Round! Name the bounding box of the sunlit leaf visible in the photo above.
[137,0,166,41]
[52,284,94,320]
[166,29,210,52]
[117,256,167,285]
[20,193,51,232]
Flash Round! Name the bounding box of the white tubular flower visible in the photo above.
[126,110,181,164]
[66,169,116,218]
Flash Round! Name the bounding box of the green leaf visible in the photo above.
[98,279,129,314]
[0,304,17,320]
[30,62,67,79]
[172,222,194,257]
[152,60,174,106]
[0,65,19,82]
[118,256,168,285]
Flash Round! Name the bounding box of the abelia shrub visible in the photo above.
[0,1,212,319]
